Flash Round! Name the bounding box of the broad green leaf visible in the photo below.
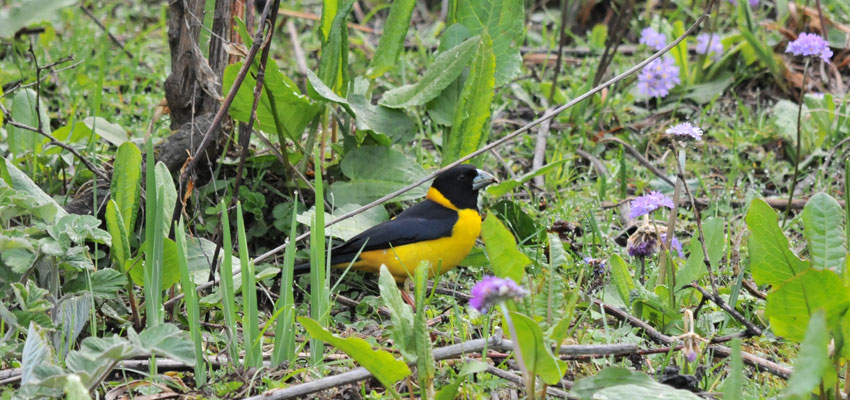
[319,0,338,40]
[425,24,472,126]
[443,34,495,165]
[66,335,140,387]
[766,269,850,341]
[47,214,111,247]
[722,339,744,400]
[380,37,480,108]
[299,317,411,388]
[481,214,530,283]
[51,294,92,360]
[366,0,415,78]
[489,199,540,244]
[154,161,177,238]
[130,323,196,365]
[298,203,388,241]
[82,117,129,146]
[456,0,524,86]
[105,200,130,268]
[317,0,354,92]
[676,217,725,285]
[589,24,608,49]
[682,73,734,104]
[785,311,829,398]
[8,89,49,155]
[306,72,415,143]
[746,198,808,286]
[609,254,636,306]
[487,159,569,197]
[129,238,181,290]
[1,157,66,222]
[670,21,690,84]
[571,367,702,400]
[65,268,126,299]
[510,311,567,385]
[328,146,427,206]
[63,374,91,400]
[110,142,142,232]
[223,60,320,140]
[802,193,847,271]
[21,322,56,385]
[378,266,416,361]
[0,0,76,38]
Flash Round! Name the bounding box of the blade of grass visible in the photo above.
[175,218,206,385]
[237,201,261,368]
[272,193,299,365]
[310,151,327,366]
[219,200,239,363]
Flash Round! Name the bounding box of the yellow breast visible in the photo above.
[350,208,481,281]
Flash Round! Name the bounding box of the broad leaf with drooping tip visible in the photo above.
[510,311,568,385]
[299,316,411,389]
[481,214,530,283]
[746,198,808,286]
[456,0,524,86]
[802,193,847,272]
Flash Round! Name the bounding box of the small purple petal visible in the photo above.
[660,232,684,258]
[636,56,680,98]
[666,122,704,141]
[695,33,724,61]
[639,27,667,51]
[628,191,675,219]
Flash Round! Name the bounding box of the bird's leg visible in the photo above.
[399,279,417,312]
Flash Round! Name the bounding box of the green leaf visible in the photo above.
[223,60,320,140]
[21,322,56,385]
[670,21,690,85]
[82,117,129,146]
[682,73,734,104]
[65,268,126,299]
[765,268,850,341]
[609,254,636,306]
[298,202,388,241]
[414,264,436,397]
[110,142,142,232]
[63,375,91,400]
[130,323,196,365]
[1,156,66,222]
[443,34,495,165]
[47,214,111,247]
[456,0,524,86]
[51,294,92,360]
[802,193,847,271]
[0,0,76,38]
[378,266,416,361]
[317,0,355,92]
[435,360,488,400]
[366,0,415,78]
[328,146,427,206]
[299,316,411,389]
[676,217,725,285]
[746,198,809,286]
[509,311,567,385]
[154,162,177,238]
[105,200,130,268]
[722,338,744,400]
[784,311,830,398]
[129,238,181,290]
[380,37,480,108]
[8,89,49,154]
[571,367,702,400]
[481,214,530,283]
[306,72,415,143]
[486,159,569,197]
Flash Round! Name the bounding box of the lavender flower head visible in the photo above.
[469,276,528,313]
[666,122,703,141]
[786,33,833,63]
[629,191,675,219]
[727,0,759,7]
[695,33,724,61]
[639,27,666,51]
[660,232,684,258]
[627,237,657,257]
[636,56,680,98]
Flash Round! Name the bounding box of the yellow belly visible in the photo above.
[341,209,481,281]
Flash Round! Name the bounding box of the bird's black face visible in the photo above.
[430,165,496,210]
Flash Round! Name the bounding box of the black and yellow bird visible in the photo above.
[295,164,496,283]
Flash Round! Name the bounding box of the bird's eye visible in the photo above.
[458,175,467,181]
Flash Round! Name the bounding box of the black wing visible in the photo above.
[329,200,458,262]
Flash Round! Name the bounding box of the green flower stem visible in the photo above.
[782,57,810,227]
[500,302,534,398]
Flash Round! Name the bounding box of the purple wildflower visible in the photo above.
[786,33,833,63]
[666,122,704,141]
[628,238,657,257]
[636,56,680,98]
[629,191,675,219]
[660,232,684,258]
[686,351,698,362]
[639,27,666,51]
[727,0,759,7]
[469,276,528,313]
[695,33,724,61]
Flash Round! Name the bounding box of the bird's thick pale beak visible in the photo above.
[473,169,497,190]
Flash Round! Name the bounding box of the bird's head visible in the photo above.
[428,164,497,210]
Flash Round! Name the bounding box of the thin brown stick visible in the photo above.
[80,6,147,69]
[486,366,575,399]
[688,282,763,336]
